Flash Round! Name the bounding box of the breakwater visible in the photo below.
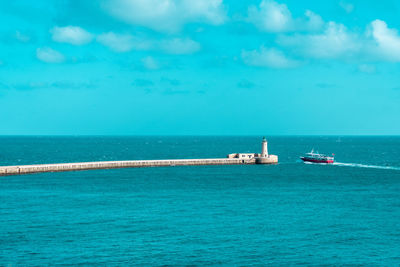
[0,137,278,176]
[0,157,278,176]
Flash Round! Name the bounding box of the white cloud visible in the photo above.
[358,64,375,73]
[97,32,201,55]
[36,47,65,63]
[274,19,400,63]
[160,38,201,54]
[302,10,324,32]
[339,1,354,13]
[246,0,323,33]
[241,47,298,68]
[141,56,159,70]
[15,31,30,42]
[247,0,293,32]
[51,26,93,45]
[102,0,226,33]
[277,22,360,59]
[97,32,152,52]
[368,19,400,61]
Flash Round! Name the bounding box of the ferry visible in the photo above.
[300,149,334,164]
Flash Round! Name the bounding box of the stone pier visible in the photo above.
[0,137,278,176]
[0,157,278,176]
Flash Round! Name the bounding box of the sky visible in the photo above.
[0,0,399,135]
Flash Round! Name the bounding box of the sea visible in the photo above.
[1,136,400,266]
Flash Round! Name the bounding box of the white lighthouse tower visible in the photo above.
[261,136,268,158]
[255,136,277,164]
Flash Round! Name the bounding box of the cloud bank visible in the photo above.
[102,0,226,33]
[34,0,400,69]
[246,0,323,32]
[241,0,400,67]
[277,22,360,59]
[96,32,201,55]
[276,19,400,63]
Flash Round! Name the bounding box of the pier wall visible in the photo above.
[0,157,274,176]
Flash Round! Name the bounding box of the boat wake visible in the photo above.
[303,161,400,171]
[333,162,400,171]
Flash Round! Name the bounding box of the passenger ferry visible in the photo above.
[300,149,334,164]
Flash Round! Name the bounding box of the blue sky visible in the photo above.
[0,0,399,135]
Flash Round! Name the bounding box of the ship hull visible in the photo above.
[301,157,334,164]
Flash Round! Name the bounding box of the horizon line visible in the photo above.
[0,134,399,137]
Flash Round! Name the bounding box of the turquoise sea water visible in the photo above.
[1,136,400,265]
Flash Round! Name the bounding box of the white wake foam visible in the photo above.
[333,162,400,171]
[302,161,400,171]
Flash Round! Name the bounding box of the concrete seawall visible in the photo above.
[0,157,277,176]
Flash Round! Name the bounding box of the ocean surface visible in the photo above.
[1,136,400,266]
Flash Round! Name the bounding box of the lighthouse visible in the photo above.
[261,137,268,158]
[226,136,278,164]
[254,136,278,164]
